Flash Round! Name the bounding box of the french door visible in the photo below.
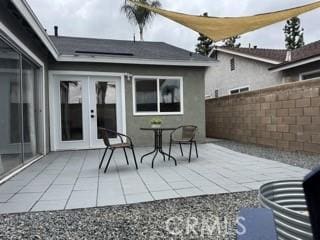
[50,73,124,151]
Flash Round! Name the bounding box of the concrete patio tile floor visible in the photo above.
[0,143,310,214]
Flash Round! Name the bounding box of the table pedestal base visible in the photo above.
[140,129,177,168]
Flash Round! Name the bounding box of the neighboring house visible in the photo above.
[0,0,213,180]
[205,41,320,98]
[270,40,320,81]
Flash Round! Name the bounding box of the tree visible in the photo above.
[223,36,241,48]
[195,13,214,56]
[284,16,304,50]
[121,0,161,41]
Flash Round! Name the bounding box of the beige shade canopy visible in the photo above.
[130,0,320,42]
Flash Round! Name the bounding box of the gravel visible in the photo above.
[214,140,320,170]
[3,140,314,239]
[0,191,259,240]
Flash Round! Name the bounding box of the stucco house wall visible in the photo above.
[48,62,206,146]
[205,51,283,98]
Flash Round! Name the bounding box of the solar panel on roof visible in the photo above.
[74,50,134,56]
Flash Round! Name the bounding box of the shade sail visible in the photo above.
[129,0,320,42]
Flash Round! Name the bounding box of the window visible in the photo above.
[230,86,249,95]
[230,57,235,71]
[133,77,183,115]
[300,70,320,81]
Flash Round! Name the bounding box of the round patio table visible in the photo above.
[140,127,177,168]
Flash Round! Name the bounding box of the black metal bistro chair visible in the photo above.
[168,125,198,163]
[98,128,138,173]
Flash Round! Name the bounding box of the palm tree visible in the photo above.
[121,0,161,41]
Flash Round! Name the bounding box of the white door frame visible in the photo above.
[49,71,126,151]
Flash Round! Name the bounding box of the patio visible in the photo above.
[0,143,309,214]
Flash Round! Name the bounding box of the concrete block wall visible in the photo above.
[206,79,320,154]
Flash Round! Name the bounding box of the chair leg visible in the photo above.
[123,148,129,165]
[104,149,114,173]
[168,140,172,161]
[194,141,198,158]
[99,147,108,169]
[188,142,192,163]
[179,143,184,156]
[131,147,138,170]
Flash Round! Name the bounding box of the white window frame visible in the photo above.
[229,85,250,95]
[132,75,184,116]
[299,69,320,81]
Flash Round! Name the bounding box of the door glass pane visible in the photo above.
[160,79,181,112]
[22,58,40,160]
[0,38,23,177]
[135,79,157,112]
[60,81,83,141]
[96,81,117,138]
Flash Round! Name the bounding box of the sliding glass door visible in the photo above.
[0,38,22,177]
[0,37,41,178]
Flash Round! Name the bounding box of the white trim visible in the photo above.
[270,55,320,72]
[10,0,59,59]
[229,85,250,95]
[0,21,46,156]
[0,22,43,67]
[57,55,214,67]
[120,74,127,137]
[299,69,320,81]
[48,70,126,151]
[216,48,281,65]
[49,70,125,77]
[0,155,43,185]
[132,75,184,116]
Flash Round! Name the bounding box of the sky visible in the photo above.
[27,0,320,51]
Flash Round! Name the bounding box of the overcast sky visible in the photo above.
[27,0,320,51]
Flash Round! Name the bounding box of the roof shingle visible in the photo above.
[50,35,212,62]
[219,47,287,62]
[220,40,320,67]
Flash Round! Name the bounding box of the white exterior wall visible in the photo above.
[205,52,283,98]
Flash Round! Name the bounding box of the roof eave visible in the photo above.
[58,55,214,67]
[270,55,320,72]
[10,0,59,59]
[216,47,282,65]
[9,0,213,67]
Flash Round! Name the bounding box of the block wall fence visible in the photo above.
[205,79,320,154]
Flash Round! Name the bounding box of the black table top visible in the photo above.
[140,127,176,131]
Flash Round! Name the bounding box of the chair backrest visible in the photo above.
[98,128,110,147]
[182,125,197,140]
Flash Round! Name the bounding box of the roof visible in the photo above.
[219,47,287,63]
[49,36,211,64]
[216,40,320,71]
[270,40,320,71]
[8,0,213,67]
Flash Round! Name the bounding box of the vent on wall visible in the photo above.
[74,50,134,56]
[230,57,235,71]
